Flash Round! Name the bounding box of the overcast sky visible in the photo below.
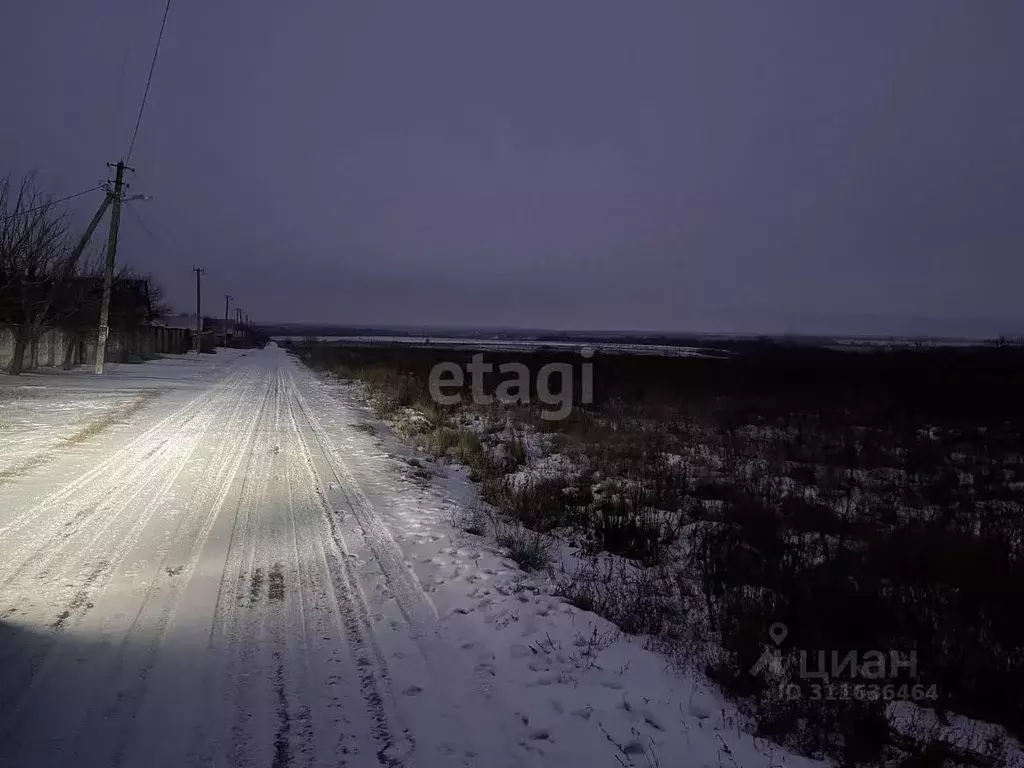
[2,2,1022,335]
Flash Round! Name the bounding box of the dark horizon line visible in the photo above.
[252,323,1023,344]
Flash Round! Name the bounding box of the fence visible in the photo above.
[0,324,193,372]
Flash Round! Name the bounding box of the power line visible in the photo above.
[125,202,159,241]
[0,184,105,223]
[112,38,133,157]
[123,203,234,313]
[126,0,174,162]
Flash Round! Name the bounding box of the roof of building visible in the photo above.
[155,314,202,330]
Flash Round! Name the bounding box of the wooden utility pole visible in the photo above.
[223,294,232,348]
[193,267,205,354]
[72,194,113,268]
[95,160,133,374]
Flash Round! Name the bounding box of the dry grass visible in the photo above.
[299,341,1024,767]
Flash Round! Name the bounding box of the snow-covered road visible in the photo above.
[0,346,816,768]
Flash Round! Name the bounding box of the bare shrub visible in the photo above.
[507,428,527,467]
[296,340,1024,768]
[454,430,484,466]
[494,522,551,571]
[488,475,580,532]
[451,501,489,537]
[426,426,459,456]
[556,557,683,637]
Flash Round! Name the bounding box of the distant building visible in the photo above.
[203,317,241,338]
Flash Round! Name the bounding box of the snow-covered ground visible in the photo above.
[0,352,242,478]
[0,345,822,768]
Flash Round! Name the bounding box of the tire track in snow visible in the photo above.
[246,364,383,767]
[243,367,297,768]
[0,373,250,734]
[103,367,275,768]
[282,379,414,766]
[286,367,437,636]
[19,378,241,591]
[211,366,316,768]
[258,366,316,768]
[0,369,250,649]
[248,362,383,767]
[284,355,536,768]
[216,362,405,767]
[0,369,244,543]
[0,369,251,597]
[0,365,264,761]
[53,369,253,580]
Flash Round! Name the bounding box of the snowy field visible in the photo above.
[271,334,999,358]
[0,345,822,768]
[272,335,730,358]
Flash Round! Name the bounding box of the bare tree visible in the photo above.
[48,259,172,369]
[49,250,103,370]
[107,268,169,362]
[0,174,74,374]
[141,274,172,323]
[1,174,173,372]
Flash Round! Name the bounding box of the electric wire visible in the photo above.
[0,185,105,223]
[126,0,173,162]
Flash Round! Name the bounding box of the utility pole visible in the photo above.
[193,267,205,354]
[223,294,232,349]
[72,193,113,269]
[95,160,133,374]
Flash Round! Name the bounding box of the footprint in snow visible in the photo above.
[509,645,531,660]
[622,740,647,756]
[643,712,664,731]
[688,697,713,719]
